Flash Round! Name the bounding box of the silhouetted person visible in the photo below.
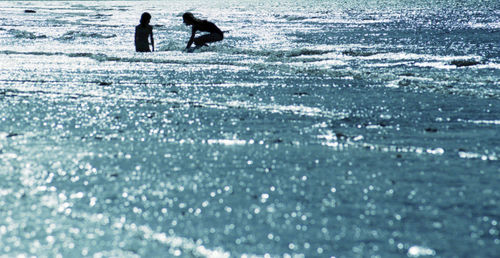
[182,12,223,51]
[135,12,154,52]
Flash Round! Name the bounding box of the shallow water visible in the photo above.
[0,0,499,257]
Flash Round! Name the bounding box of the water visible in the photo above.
[0,0,499,257]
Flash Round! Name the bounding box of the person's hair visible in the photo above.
[140,12,151,25]
[182,12,199,23]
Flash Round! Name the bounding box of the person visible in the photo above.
[135,12,154,52]
[182,12,223,50]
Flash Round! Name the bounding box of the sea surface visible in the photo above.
[0,0,499,257]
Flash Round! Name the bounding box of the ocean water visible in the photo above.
[0,0,499,257]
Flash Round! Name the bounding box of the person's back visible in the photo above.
[194,20,223,35]
[135,24,153,52]
[135,12,154,52]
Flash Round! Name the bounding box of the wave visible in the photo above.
[209,46,335,60]
[157,41,185,52]
[342,49,378,57]
[319,130,448,157]
[147,44,335,61]
[6,29,116,40]
[449,59,481,67]
[278,14,309,22]
[469,21,500,30]
[0,49,238,66]
[1,48,497,100]
[8,29,47,39]
[0,50,119,64]
[59,30,116,40]
[224,100,349,119]
[338,48,488,65]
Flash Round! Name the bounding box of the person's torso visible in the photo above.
[135,25,152,51]
[136,25,152,38]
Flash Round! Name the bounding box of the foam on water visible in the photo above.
[59,31,117,40]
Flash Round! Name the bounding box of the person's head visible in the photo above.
[182,12,196,25]
[140,12,151,25]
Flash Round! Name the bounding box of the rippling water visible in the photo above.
[1,0,499,257]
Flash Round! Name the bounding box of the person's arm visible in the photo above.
[150,30,155,52]
[186,27,196,49]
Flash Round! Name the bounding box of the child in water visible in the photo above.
[135,12,154,52]
[182,12,223,50]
